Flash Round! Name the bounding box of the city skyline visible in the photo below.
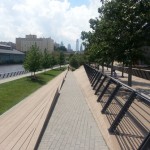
[0,0,101,50]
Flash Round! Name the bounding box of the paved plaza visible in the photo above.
[101,67,150,98]
[38,71,108,150]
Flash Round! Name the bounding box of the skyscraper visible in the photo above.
[67,44,71,51]
[80,43,83,51]
[76,39,79,51]
[60,41,64,46]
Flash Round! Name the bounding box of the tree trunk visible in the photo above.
[98,64,100,70]
[128,62,132,86]
[102,66,104,73]
[102,63,104,73]
[111,61,114,76]
[34,72,36,79]
[96,63,99,70]
[121,62,124,77]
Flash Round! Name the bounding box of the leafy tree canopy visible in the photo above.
[81,0,150,86]
[24,44,41,77]
[55,45,67,52]
[58,52,65,68]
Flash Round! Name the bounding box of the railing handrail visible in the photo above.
[89,65,150,103]
[116,65,150,72]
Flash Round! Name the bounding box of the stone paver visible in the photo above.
[38,71,108,150]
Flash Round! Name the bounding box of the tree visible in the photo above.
[113,0,150,86]
[42,49,51,71]
[24,44,41,78]
[51,55,57,68]
[81,0,150,86]
[55,45,67,52]
[59,46,67,52]
[69,55,79,69]
[58,52,65,68]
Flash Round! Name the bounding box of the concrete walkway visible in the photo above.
[0,66,66,85]
[38,71,108,150]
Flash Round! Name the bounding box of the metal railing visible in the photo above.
[114,66,150,80]
[0,70,29,79]
[84,64,150,150]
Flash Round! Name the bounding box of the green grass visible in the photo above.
[0,68,66,115]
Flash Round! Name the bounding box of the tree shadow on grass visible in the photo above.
[43,73,56,77]
[27,76,46,85]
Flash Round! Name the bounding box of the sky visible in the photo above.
[0,0,101,50]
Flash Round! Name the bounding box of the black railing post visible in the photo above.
[91,70,98,82]
[7,73,9,77]
[93,73,103,90]
[97,79,112,102]
[95,75,107,95]
[101,83,122,114]
[138,132,150,150]
[89,68,95,82]
[91,72,100,86]
[91,71,99,85]
[108,91,137,133]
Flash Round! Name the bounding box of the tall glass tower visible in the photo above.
[76,39,79,51]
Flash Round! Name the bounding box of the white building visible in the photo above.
[16,35,54,53]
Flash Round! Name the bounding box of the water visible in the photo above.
[0,64,25,74]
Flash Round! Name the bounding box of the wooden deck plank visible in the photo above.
[0,70,67,150]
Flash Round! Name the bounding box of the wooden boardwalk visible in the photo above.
[0,71,67,150]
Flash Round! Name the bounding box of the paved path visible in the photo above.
[0,65,66,85]
[38,71,108,150]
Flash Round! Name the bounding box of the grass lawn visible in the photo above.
[0,68,65,115]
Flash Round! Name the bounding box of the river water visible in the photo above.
[0,64,25,73]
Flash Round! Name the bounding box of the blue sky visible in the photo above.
[0,0,101,50]
[69,0,90,7]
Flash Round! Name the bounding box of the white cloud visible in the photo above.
[0,0,101,50]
